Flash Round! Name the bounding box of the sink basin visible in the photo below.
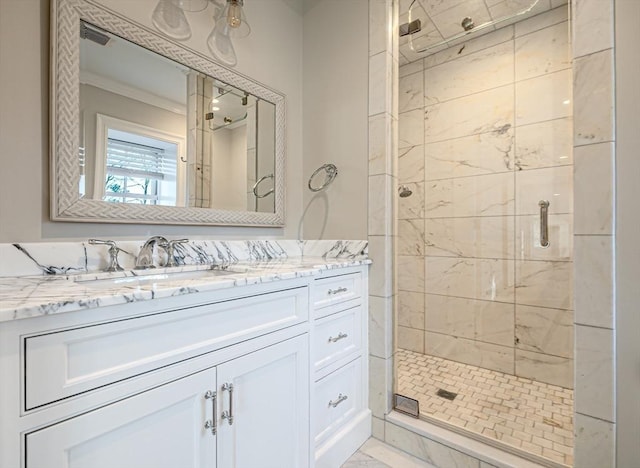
[75,268,240,290]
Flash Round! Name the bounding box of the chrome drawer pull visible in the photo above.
[204,390,217,435]
[328,393,348,408]
[327,287,348,296]
[328,332,348,343]
[221,383,234,425]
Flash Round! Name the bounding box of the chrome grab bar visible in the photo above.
[252,174,274,199]
[539,200,550,248]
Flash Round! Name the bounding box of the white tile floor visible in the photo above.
[396,349,574,467]
[342,438,436,468]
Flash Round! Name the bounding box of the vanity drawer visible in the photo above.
[313,306,361,372]
[313,357,363,445]
[313,272,362,316]
[24,287,308,410]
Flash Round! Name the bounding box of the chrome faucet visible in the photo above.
[88,239,127,272]
[134,236,189,269]
[134,236,169,270]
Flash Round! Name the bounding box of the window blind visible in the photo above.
[106,138,176,180]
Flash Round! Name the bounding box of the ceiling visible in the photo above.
[399,0,569,63]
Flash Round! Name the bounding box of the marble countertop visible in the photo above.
[0,257,371,323]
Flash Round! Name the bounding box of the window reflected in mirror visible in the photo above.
[78,21,276,214]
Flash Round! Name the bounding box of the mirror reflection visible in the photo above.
[78,22,275,213]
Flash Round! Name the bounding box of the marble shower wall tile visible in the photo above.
[370,295,394,359]
[369,113,394,176]
[398,145,424,183]
[515,4,569,38]
[397,255,425,293]
[515,214,573,261]
[572,0,614,58]
[424,85,514,143]
[574,413,615,468]
[398,219,425,256]
[425,294,514,347]
[425,172,515,219]
[515,349,573,388]
[424,41,514,106]
[515,69,572,126]
[515,305,573,358]
[573,142,614,235]
[515,165,573,215]
[399,69,424,113]
[515,21,571,82]
[369,175,394,236]
[369,51,393,116]
[398,326,425,353]
[515,118,573,170]
[575,325,615,421]
[425,128,514,180]
[397,290,424,329]
[574,236,614,329]
[425,26,514,70]
[425,331,514,374]
[425,217,515,259]
[369,235,393,298]
[573,49,614,145]
[399,59,423,78]
[399,108,425,149]
[425,257,514,303]
[515,260,573,310]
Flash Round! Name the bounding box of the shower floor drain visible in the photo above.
[436,388,458,401]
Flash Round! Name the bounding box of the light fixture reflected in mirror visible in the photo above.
[151,0,251,68]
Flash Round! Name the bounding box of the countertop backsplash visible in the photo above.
[0,240,368,278]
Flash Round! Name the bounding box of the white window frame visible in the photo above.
[94,113,186,207]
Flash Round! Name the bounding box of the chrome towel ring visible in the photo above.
[252,174,274,198]
[308,164,338,192]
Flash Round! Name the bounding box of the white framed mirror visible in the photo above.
[51,0,285,226]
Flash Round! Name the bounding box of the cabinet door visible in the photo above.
[216,334,309,468]
[26,369,216,468]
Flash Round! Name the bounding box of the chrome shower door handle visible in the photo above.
[221,383,234,425]
[539,200,550,248]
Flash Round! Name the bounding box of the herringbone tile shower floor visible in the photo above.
[396,349,574,467]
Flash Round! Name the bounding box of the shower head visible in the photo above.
[398,185,413,198]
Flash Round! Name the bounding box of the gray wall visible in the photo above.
[301,0,369,240]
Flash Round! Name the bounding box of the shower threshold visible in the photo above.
[396,349,573,467]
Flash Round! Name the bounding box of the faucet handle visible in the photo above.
[165,239,189,267]
[88,239,126,272]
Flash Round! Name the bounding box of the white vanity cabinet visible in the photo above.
[311,270,371,468]
[25,335,309,468]
[0,265,370,468]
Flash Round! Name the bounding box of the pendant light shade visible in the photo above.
[215,0,251,38]
[151,0,192,41]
